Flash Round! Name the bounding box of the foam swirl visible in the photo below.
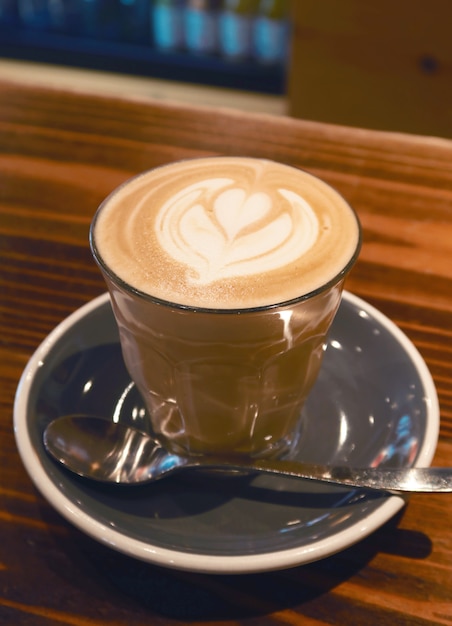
[93,157,360,308]
[155,179,320,284]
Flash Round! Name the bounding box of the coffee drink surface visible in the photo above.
[93,157,360,309]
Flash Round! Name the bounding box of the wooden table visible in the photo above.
[1,79,451,625]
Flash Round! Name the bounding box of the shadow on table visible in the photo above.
[42,504,431,622]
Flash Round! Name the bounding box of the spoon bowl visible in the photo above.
[43,415,452,493]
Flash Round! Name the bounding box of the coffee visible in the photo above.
[93,157,359,309]
[91,158,361,458]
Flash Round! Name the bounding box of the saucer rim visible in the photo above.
[13,291,439,574]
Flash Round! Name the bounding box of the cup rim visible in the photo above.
[90,158,362,314]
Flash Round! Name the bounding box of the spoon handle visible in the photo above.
[187,457,452,493]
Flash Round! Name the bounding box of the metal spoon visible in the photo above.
[43,415,452,493]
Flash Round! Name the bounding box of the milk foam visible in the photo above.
[155,178,319,285]
[93,157,360,309]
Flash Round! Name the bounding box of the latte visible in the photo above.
[92,157,360,309]
[91,158,361,458]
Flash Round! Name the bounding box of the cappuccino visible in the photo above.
[93,157,359,309]
[91,158,361,458]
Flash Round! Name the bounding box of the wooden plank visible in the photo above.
[289,0,452,137]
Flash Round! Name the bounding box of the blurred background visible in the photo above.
[0,1,290,93]
[0,0,451,137]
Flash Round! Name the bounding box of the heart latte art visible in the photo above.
[93,158,360,308]
[156,179,319,285]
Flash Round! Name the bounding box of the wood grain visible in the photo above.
[1,79,451,625]
[288,0,452,138]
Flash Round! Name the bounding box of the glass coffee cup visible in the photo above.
[90,157,361,459]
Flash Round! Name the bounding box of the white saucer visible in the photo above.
[14,292,439,574]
